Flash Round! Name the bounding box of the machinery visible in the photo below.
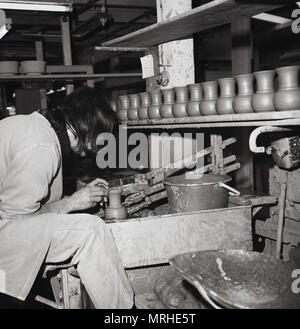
[100,137,240,219]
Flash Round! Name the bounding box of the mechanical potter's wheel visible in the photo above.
[170,249,300,309]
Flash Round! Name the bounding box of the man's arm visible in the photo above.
[38,178,109,214]
[0,145,60,218]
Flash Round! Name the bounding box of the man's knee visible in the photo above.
[75,214,110,237]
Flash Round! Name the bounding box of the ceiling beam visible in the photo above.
[6,11,60,25]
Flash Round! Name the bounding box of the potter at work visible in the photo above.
[0,87,134,309]
[1,0,300,312]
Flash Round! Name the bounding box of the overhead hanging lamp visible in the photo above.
[0,0,73,12]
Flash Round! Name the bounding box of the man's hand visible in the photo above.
[68,178,109,212]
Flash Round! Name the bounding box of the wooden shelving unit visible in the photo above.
[122,111,300,129]
[102,3,300,290]
[0,72,142,81]
[102,0,294,47]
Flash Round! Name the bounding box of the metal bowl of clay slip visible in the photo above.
[170,250,300,309]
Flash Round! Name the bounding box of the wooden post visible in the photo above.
[146,46,160,92]
[231,18,254,190]
[210,134,224,174]
[156,0,195,88]
[35,40,44,61]
[35,40,47,113]
[149,0,195,169]
[60,16,73,95]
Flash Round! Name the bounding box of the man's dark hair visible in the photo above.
[62,86,116,154]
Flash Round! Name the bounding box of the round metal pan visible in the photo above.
[170,249,300,309]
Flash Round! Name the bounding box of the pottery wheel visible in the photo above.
[169,250,300,309]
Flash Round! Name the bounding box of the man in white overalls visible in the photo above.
[0,87,134,308]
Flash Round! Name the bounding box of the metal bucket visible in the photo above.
[164,173,240,214]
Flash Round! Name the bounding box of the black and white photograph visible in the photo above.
[0,0,300,316]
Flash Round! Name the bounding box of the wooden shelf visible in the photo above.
[102,0,293,47]
[0,73,142,81]
[121,111,300,129]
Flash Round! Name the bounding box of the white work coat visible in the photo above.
[0,112,63,300]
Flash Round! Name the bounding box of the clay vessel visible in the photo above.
[127,94,140,120]
[216,77,236,115]
[252,70,275,112]
[200,81,218,116]
[187,83,202,116]
[109,100,118,112]
[138,92,151,120]
[0,61,19,75]
[104,187,128,220]
[233,74,254,114]
[274,65,300,111]
[160,89,175,118]
[20,60,46,75]
[116,98,122,112]
[148,91,162,119]
[117,95,129,121]
[173,86,188,117]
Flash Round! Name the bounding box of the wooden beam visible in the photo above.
[60,16,73,94]
[0,73,142,81]
[122,110,300,125]
[108,206,252,268]
[102,0,294,47]
[231,18,254,190]
[35,40,44,61]
[7,12,60,26]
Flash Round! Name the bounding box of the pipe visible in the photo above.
[276,182,287,260]
[74,2,155,17]
[74,0,103,16]
[249,126,292,154]
[84,9,156,47]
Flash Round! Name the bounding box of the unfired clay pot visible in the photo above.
[104,187,128,220]
[274,65,300,111]
[109,100,117,112]
[127,94,140,120]
[252,70,275,112]
[233,74,254,114]
[117,95,129,121]
[0,61,19,75]
[187,83,202,116]
[200,81,218,116]
[216,77,236,115]
[148,91,162,119]
[20,60,46,75]
[138,92,151,120]
[173,86,189,117]
[160,89,175,118]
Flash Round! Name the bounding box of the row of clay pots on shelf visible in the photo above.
[111,65,300,121]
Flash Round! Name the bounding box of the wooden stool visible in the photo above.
[35,268,91,309]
